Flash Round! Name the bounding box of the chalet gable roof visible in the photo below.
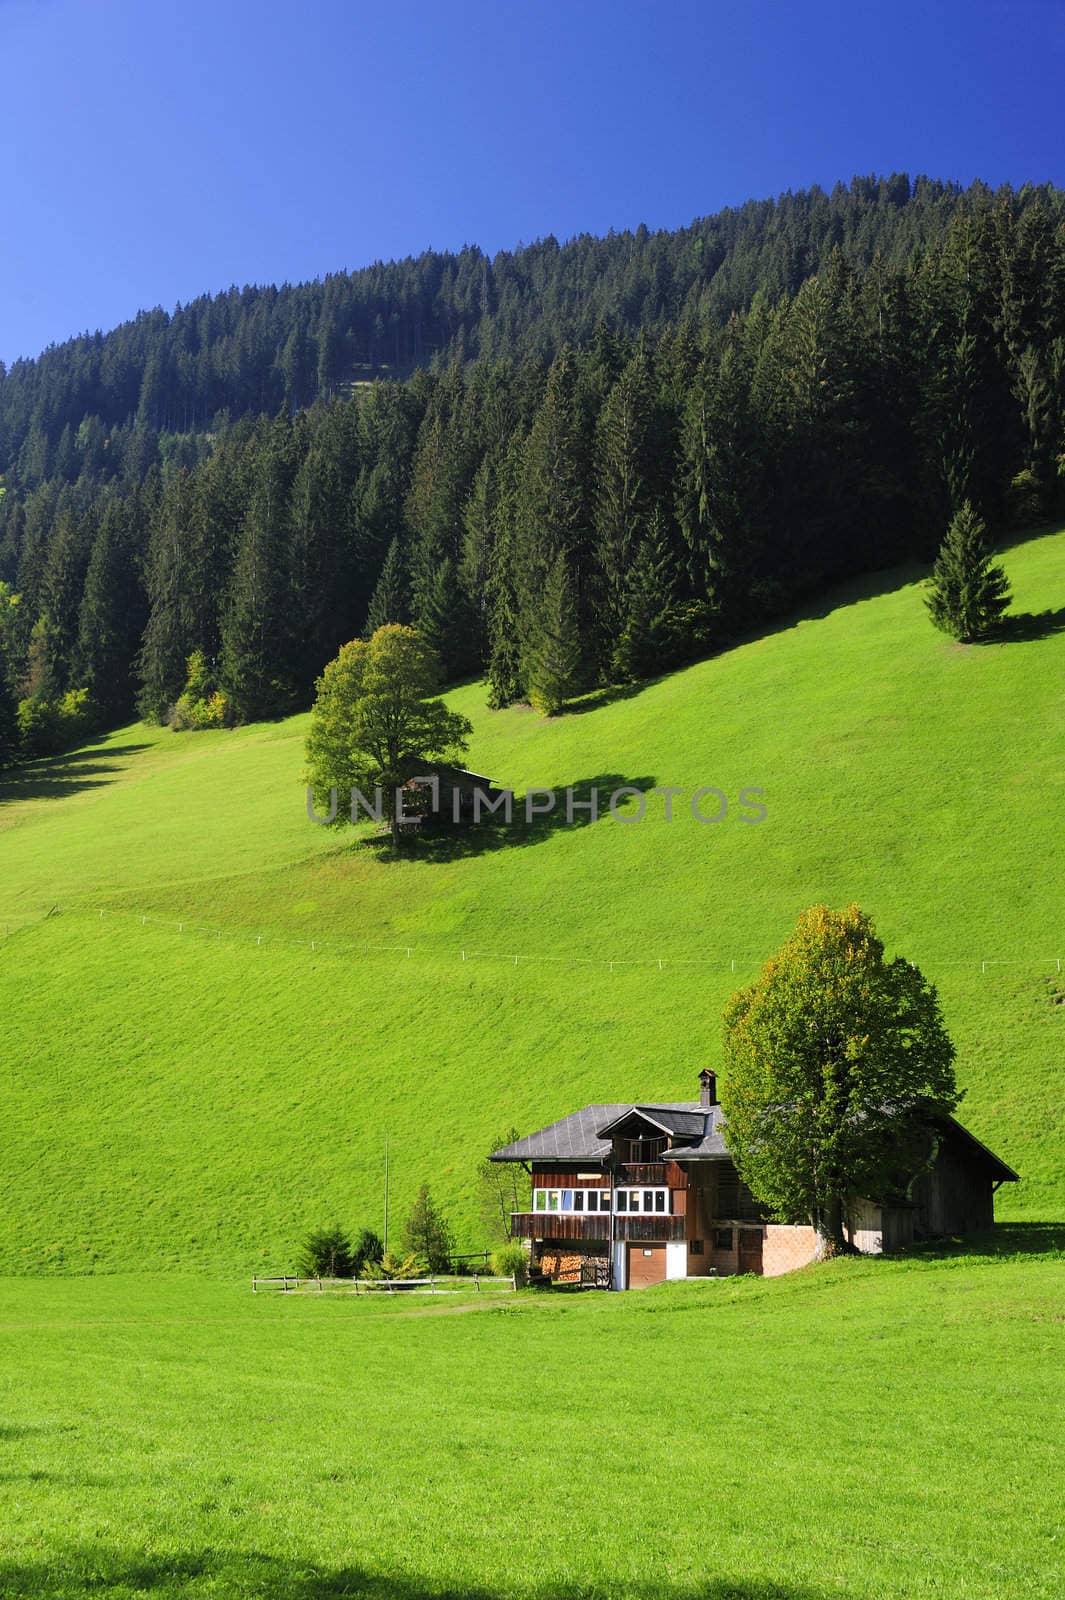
[489,1100,1017,1180]
[489,1102,727,1164]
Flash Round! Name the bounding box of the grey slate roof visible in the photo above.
[489,1102,730,1163]
[489,1102,1016,1177]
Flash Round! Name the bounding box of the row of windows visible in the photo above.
[532,1188,669,1215]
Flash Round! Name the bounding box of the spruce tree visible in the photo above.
[0,675,16,766]
[402,1184,454,1274]
[612,514,677,682]
[527,551,580,716]
[926,502,1011,642]
[220,417,298,719]
[76,496,147,723]
[593,349,654,653]
[364,536,410,633]
[485,520,524,710]
[513,347,592,675]
[416,557,477,683]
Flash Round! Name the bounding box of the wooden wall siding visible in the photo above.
[531,1171,608,1189]
[618,1162,671,1186]
[910,1139,995,1237]
[615,1215,685,1243]
[512,1213,684,1243]
[511,1214,609,1241]
[712,1161,769,1223]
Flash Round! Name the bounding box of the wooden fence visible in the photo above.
[252,1274,516,1295]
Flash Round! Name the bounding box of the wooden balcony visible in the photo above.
[511,1213,684,1243]
[511,1214,608,1242]
[617,1163,668,1186]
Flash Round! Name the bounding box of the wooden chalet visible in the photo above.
[490,1070,1018,1289]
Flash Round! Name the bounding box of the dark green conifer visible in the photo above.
[926,502,1011,642]
[364,536,410,633]
[527,551,580,716]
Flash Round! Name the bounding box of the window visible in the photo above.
[714,1228,734,1251]
[690,1239,704,1255]
[532,1188,611,1214]
[614,1188,668,1214]
[622,1137,666,1163]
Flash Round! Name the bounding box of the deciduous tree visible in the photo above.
[721,904,959,1256]
[304,624,472,839]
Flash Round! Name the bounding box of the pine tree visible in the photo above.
[527,551,580,716]
[926,502,1011,642]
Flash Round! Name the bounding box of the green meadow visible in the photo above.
[1,1238,1063,1599]
[0,528,1063,1599]
[1,527,1063,1275]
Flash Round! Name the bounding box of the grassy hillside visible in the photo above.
[1,528,1062,1274]
[1,1242,1063,1599]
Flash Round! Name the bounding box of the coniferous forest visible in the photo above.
[2,174,1065,755]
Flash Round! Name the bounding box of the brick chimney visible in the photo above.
[699,1068,718,1109]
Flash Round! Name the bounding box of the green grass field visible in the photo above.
[1,1237,1063,1599]
[0,527,1062,1274]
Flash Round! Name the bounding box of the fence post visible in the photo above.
[474,1275,480,1293]
[511,1274,516,1291]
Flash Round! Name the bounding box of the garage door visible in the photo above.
[627,1244,667,1288]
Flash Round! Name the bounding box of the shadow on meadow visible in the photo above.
[360,773,658,863]
[986,605,1065,644]
[0,1546,848,1600]
[899,1221,1065,1262]
[0,742,152,805]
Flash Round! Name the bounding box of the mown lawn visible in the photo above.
[0,1240,1062,1599]
[0,528,1062,1272]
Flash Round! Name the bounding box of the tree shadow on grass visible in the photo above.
[983,606,1065,644]
[358,773,658,864]
[0,743,152,806]
[898,1222,1065,1263]
[0,1546,848,1599]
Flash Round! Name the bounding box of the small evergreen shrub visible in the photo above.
[295,1224,355,1279]
[352,1228,384,1276]
[1005,469,1045,529]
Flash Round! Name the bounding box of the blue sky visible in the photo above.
[2,0,1064,364]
